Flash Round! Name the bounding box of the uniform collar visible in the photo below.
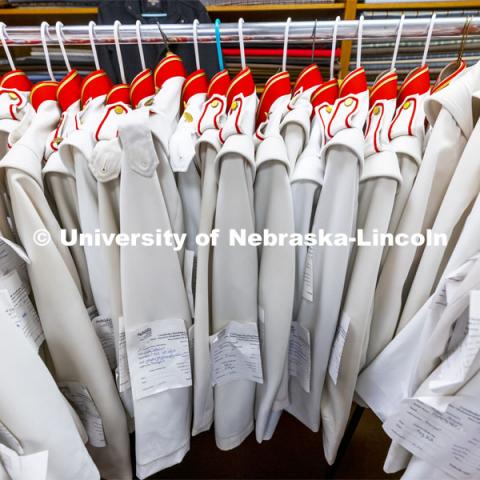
[57,70,82,111]
[226,67,256,107]
[339,67,367,98]
[208,69,230,98]
[370,70,398,105]
[130,69,155,108]
[0,70,32,92]
[30,81,58,110]
[154,53,186,90]
[106,84,130,105]
[181,69,208,106]
[80,70,113,106]
[311,78,338,108]
[431,60,466,95]
[256,71,291,127]
[397,65,430,105]
[293,64,323,96]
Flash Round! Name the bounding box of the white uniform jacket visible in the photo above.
[287,67,369,432]
[211,67,259,450]
[170,69,209,314]
[253,71,295,442]
[366,61,471,364]
[399,83,480,331]
[0,82,132,479]
[192,69,231,436]
[320,70,402,464]
[280,64,323,167]
[0,311,100,480]
[384,65,430,252]
[42,70,94,309]
[149,54,187,244]
[118,101,192,477]
[290,78,338,318]
[58,70,115,324]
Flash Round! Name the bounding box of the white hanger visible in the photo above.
[0,22,15,70]
[135,20,146,71]
[55,22,71,72]
[88,21,100,71]
[391,14,405,71]
[40,22,55,81]
[238,18,246,70]
[422,13,436,66]
[356,15,364,69]
[113,20,127,84]
[193,19,201,70]
[282,17,291,72]
[330,16,340,80]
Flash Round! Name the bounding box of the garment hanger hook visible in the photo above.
[88,21,100,71]
[238,18,246,70]
[421,13,436,66]
[282,17,291,72]
[156,23,171,54]
[135,20,146,71]
[40,22,55,81]
[390,13,405,71]
[193,19,201,70]
[214,19,224,71]
[55,22,71,72]
[356,15,364,69]
[311,19,317,64]
[113,20,127,84]
[0,23,15,71]
[330,16,340,80]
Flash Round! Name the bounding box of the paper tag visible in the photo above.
[0,271,44,350]
[210,321,263,386]
[383,398,480,479]
[127,318,192,401]
[87,305,98,321]
[0,444,48,480]
[302,246,314,302]
[59,382,106,448]
[328,312,351,385]
[116,316,131,394]
[0,237,30,289]
[183,249,196,317]
[0,422,23,454]
[92,316,116,370]
[288,321,311,393]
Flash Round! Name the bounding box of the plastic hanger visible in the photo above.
[113,20,127,84]
[55,21,71,72]
[214,19,224,71]
[88,21,100,71]
[310,19,317,64]
[330,16,340,80]
[238,18,246,70]
[0,22,15,71]
[356,15,364,69]
[422,13,436,66]
[40,22,55,81]
[193,19,201,70]
[390,14,405,71]
[282,17,291,72]
[135,20,146,71]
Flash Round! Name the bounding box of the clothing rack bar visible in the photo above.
[2,17,480,47]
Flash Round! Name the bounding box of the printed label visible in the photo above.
[302,246,314,302]
[92,316,116,370]
[328,312,351,385]
[288,321,311,392]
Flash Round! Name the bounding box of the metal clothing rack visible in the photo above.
[2,17,480,46]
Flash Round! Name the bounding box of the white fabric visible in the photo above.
[320,94,401,464]
[192,93,228,436]
[287,89,368,431]
[211,88,258,450]
[254,93,295,442]
[0,99,132,479]
[0,312,99,480]
[119,107,192,478]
